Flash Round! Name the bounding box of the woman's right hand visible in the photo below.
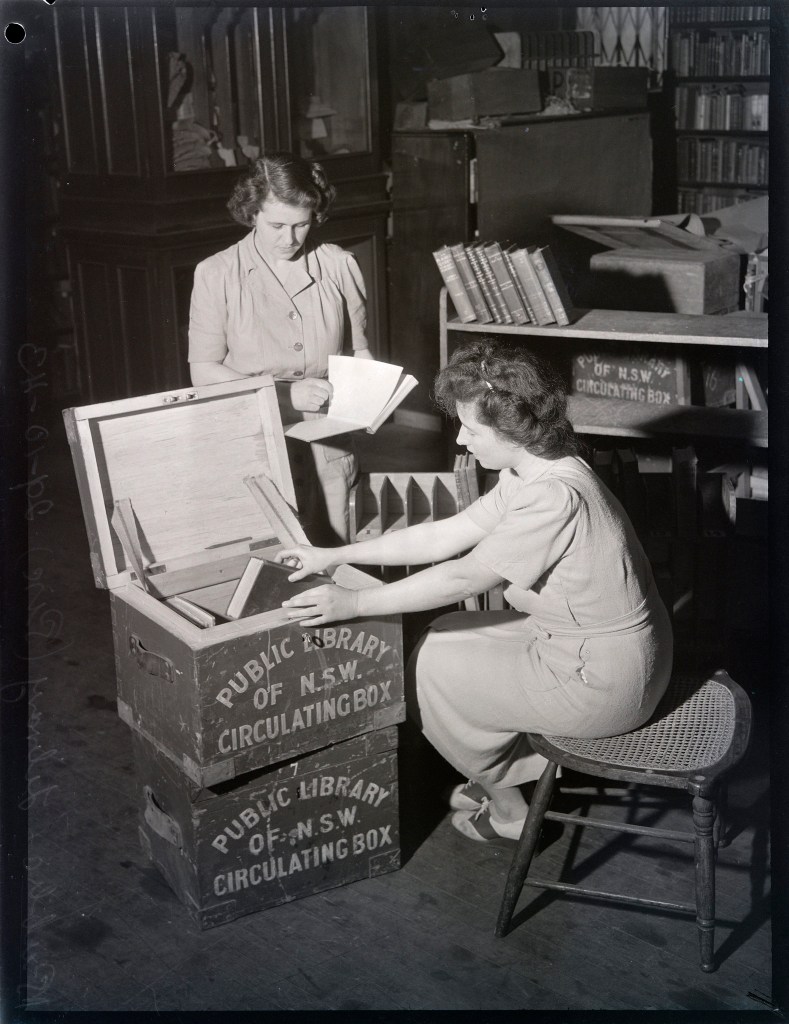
[276,545,337,580]
[290,378,333,413]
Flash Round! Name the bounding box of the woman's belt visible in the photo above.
[529,580,658,640]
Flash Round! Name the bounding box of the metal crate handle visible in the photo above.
[143,786,183,849]
[129,635,174,683]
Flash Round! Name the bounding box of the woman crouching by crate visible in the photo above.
[277,338,673,845]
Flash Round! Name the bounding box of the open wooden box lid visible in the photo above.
[552,215,726,253]
[62,378,298,590]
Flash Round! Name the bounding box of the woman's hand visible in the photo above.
[290,378,332,412]
[354,348,374,360]
[276,545,337,580]
[282,584,359,626]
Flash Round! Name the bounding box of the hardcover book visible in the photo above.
[528,245,573,326]
[483,241,530,324]
[509,247,555,325]
[475,244,513,324]
[504,246,536,322]
[465,245,502,323]
[450,244,492,323]
[226,558,329,620]
[432,246,476,322]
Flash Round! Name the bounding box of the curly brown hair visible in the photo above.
[227,152,336,227]
[434,338,579,459]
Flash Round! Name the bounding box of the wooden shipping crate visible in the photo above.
[63,378,405,787]
[590,247,741,315]
[554,67,649,111]
[427,69,542,122]
[132,726,400,929]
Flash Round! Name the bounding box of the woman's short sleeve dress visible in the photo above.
[409,455,673,789]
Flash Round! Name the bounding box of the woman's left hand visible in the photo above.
[282,584,359,626]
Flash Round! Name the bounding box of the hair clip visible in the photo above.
[479,360,495,391]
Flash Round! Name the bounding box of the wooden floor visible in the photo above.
[19,414,775,1014]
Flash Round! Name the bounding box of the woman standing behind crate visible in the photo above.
[188,152,374,544]
[275,339,673,845]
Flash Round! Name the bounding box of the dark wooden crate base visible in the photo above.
[132,726,401,929]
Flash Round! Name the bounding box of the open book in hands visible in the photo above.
[284,355,418,443]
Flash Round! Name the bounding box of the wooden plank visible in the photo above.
[67,381,290,571]
[75,418,123,585]
[445,307,768,348]
[567,396,767,447]
[255,387,297,507]
[244,473,308,546]
[111,499,153,595]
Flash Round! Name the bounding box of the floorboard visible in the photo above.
[16,414,775,1014]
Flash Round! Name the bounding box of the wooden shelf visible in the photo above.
[441,308,767,366]
[567,395,766,447]
[439,291,768,448]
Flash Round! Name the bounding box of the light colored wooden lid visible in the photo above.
[63,378,297,589]
[552,215,724,253]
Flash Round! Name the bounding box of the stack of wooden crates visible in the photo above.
[63,378,405,928]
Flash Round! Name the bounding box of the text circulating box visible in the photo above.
[114,595,404,787]
[572,349,690,407]
[133,726,400,929]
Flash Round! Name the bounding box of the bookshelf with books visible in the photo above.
[668,5,769,214]
[390,114,653,419]
[438,288,768,448]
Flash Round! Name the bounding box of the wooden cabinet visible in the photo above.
[53,4,389,404]
[389,113,653,420]
[668,5,769,214]
[439,289,768,447]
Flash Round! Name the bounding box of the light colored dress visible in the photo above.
[408,455,673,789]
[188,233,370,543]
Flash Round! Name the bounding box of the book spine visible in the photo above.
[528,246,570,326]
[538,244,573,325]
[484,243,530,324]
[510,248,554,325]
[475,246,513,324]
[433,246,476,323]
[503,249,535,322]
[450,244,492,323]
[465,246,502,324]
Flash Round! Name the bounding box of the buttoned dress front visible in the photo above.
[188,231,371,543]
[408,455,674,789]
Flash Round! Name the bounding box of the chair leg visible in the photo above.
[713,782,728,849]
[692,792,717,972]
[495,761,558,938]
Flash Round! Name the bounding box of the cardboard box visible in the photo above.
[133,726,400,928]
[427,69,542,122]
[63,378,405,787]
[554,67,649,111]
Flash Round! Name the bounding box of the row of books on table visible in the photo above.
[433,240,573,328]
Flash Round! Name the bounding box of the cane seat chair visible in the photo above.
[496,670,752,973]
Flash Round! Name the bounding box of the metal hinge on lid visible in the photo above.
[162,390,198,404]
